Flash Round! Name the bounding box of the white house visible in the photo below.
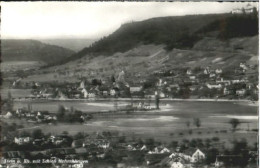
[171,161,185,168]
[169,156,187,168]
[191,149,206,163]
[110,89,116,96]
[223,87,231,95]
[186,69,192,75]
[204,68,210,74]
[209,73,216,78]
[129,86,142,93]
[160,147,171,153]
[206,83,222,89]
[81,88,88,98]
[14,137,31,145]
[160,92,166,98]
[4,112,13,119]
[236,89,246,96]
[240,63,248,70]
[78,81,85,90]
[88,93,96,98]
[140,145,147,151]
[215,69,223,74]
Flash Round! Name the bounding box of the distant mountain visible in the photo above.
[1,39,75,65]
[39,39,97,52]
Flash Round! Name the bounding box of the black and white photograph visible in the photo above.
[0,1,259,168]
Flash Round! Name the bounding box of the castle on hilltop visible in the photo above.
[231,4,257,14]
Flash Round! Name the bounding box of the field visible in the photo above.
[12,100,258,149]
[1,89,33,99]
[1,61,44,72]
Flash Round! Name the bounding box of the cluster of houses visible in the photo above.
[6,108,58,123]
[6,133,207,168]
[153,63,258,99]
[10,61,258,101]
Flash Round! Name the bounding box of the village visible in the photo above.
[0,3,258,168]
[9,62,258,101]
[0,127,258,168]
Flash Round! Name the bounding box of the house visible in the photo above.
[189,85,199,92]
[189,76,196,80]
[191,149,205,163]
[223,87,231,95]
[72,163,84,168]
[81,88,88,98]
[160,92,166,98]
[140,145,147,151]
[209,73,216,78]
[78,81,85,90]
[14,137,31,145]
[129,86,142,93]
[148,147,160,154]
[183,148,205,163]
[170,157,186,168]
[204,67,210,74]
[186,69,192,75]
[4,112,13,119]
[236,89,246,96]
[215,69,223,74]
[206,83,222,89]
[216,78,231,86]
[160,147,171,154]
[88,92,96,98]
[110,89,116,96]
[102,91,108,96]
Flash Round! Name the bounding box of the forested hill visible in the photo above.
[52,12,258,66]
[1,39,75,64]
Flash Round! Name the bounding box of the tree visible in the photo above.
[74,132,84,140]
[111,75,116,83]
[193,118,201,128]
[19,131,31,137]
[186,120,191,129]
[6,91,14,111]
[206,148,219,164]
[229,118,240,131]
[32,129,44,139]
[57,105,66,120]
[155,94,160,109]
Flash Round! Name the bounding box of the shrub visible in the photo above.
[212,137,220,142]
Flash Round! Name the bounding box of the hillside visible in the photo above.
[39,38,97,52]
[1,39,75,64]
[52,12,258,66]
[21,34,258,83]
[13,12,258,83]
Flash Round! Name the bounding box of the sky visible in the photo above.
[1,2,258,39]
